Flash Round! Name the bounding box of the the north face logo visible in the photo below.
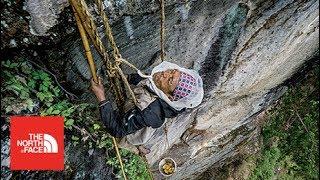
[17,133,58,153]
[10,116,64,170]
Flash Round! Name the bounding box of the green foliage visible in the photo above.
[96,134,113,149]
[250,66,319,179]
[2,60,60,111]
[249,146,281,180]
[107,149,152,180]
[249,144,304,180]
[1,59,98,146]
[2,59,152,178]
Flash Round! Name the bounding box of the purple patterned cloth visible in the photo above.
[172,72,196,101]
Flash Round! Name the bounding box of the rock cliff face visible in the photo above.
[7,0,319,179]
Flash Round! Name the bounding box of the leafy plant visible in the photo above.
[1,59,96,144]
[2,60,60,112]
[107,149,152,180]
[2,59,152,178]
[249,65,319,179]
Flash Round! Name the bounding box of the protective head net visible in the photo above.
[138,61,204,111]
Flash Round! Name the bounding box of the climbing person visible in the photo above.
[90,61,204,154]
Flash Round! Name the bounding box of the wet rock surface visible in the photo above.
[0,0,75,50]
[1,0,319,179]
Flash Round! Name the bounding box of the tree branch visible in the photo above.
[72,124,97,142]
[295,110,309,133]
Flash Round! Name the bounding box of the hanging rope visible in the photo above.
[70,2,127,180]
[92,3,154,177]
[159,0,165,61]
[71,0,162,179]
[94,0,138,105]
[95,0,120,59]
[71,0,109,64]
[70,0,125,106]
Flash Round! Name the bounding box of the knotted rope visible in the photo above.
[159,0,165,61]
[70,1,127,179]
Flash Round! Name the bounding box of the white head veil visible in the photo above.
[138,61,204,111]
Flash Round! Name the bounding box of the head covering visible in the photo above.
[172,72,197,101]
[138,61,204,111]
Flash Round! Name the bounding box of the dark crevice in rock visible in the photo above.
[246,0,278,25]
[200,3,249,92]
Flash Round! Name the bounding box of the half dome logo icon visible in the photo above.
[10,116,64,170]
[44,134,58,153]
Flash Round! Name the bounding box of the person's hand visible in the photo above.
[90,77,106,102]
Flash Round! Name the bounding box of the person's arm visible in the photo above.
[99,99,171,138]
[91,77,163,137]
[99,98,185,138]
[90,77,106,102]
[91,78,184,138]
[98,101,142,137]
